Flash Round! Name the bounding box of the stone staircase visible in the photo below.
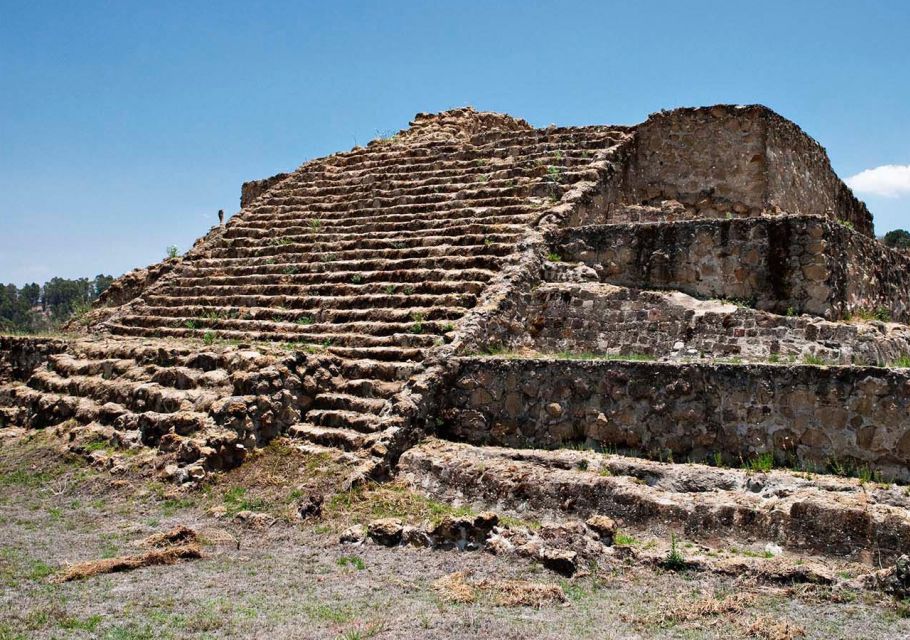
[1,109,632,467]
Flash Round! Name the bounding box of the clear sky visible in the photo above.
[2,0,909,285]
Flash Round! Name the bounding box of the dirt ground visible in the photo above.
[1,430,908,640]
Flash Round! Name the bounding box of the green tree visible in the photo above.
[883,229,910,249]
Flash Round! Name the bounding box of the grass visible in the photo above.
[848,306,892,323]
[337,555,366,570]
[746,452,775,473]
[203,330,217,346]
[891,356,910,368]
[323,481,476,529]
[801,353,827,366]
[221,486,270,516]
[546,252,562,262]
[614,533,639,546]
[296,316,314,326]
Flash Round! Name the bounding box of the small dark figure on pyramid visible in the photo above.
[218,209,224,226]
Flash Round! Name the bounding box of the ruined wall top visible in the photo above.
[396,107,534,144]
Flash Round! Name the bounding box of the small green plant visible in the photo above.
[484,237,494,247]
[309,218,322,232]
[785,306,796,317]
[546,252,562,263]
[838,219,855,230]
[662,533,687,571]
[384,285,396,295]
[410,312,425,334]
[712,452,724,468]
[614,533,638,546]
[203,330,217,346]
[402,286,415,295]
[336,555,366,570]
[892,356,910,368]
[283,265,299,275]
[747,451,775,473]
[442,322,455,332]
[166,245,179,259]
[184,320,197,330]
[801,353,827,366]
[296,316,314,326]
[351,274,363,284]
[767,353,780,364]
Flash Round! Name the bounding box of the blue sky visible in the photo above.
[1,0,909,285]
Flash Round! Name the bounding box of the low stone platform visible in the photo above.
[400,438,910,562]
[509,282,910,365]
[440,356,910,481]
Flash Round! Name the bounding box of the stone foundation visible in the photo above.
[509,282,910,366]
[440,357,910,482]
[553,216,910,321]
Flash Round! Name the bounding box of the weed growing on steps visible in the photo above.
[801,353,827,366]
[546,253,562,262]
[892,356,910,368]
[661,533,687,571]
[745,452,775,473]
[402,286,415,295]
[184,320,197,330]
[296,316,314,326]
[410,312,425,335]
[203,331,217,346]
[351,274,363,284]
[383,285,396,295]
[308,218,322,233]
[166,245,179,259]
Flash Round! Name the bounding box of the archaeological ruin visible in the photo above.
[2,104,910,571]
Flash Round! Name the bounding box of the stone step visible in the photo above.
[160,267,496,288]
[127,304,466,324]
[335,358,422,381]
[138,292,477,312]
[335,377,403,399]
[201,233,523,259]
[28,368,215,415]
[197,240,515,265]
[312,391,387,414]
[305,408,384,433]
[109,320,440,348]
[287,422,370,451]
[327,346,425,362]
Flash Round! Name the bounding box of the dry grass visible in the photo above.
[139,524,198,548]
[53,543,201,582]
[747,615,806,639]
[432,571,566,608]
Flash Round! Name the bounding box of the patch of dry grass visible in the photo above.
[53,543,202,582]
[432,571,566,608]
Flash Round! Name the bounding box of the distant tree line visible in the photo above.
[0,274,114,333]
[883,229,910,250]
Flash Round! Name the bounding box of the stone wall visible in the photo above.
[0,336,67,381]
[440,357,910,482]
[509,282,910,366]
[765,114,873,235]
[553,215,910,322]
[568,106,873,234]
[240,172,290,208]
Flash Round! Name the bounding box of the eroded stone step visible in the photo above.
[287,422,371,451]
